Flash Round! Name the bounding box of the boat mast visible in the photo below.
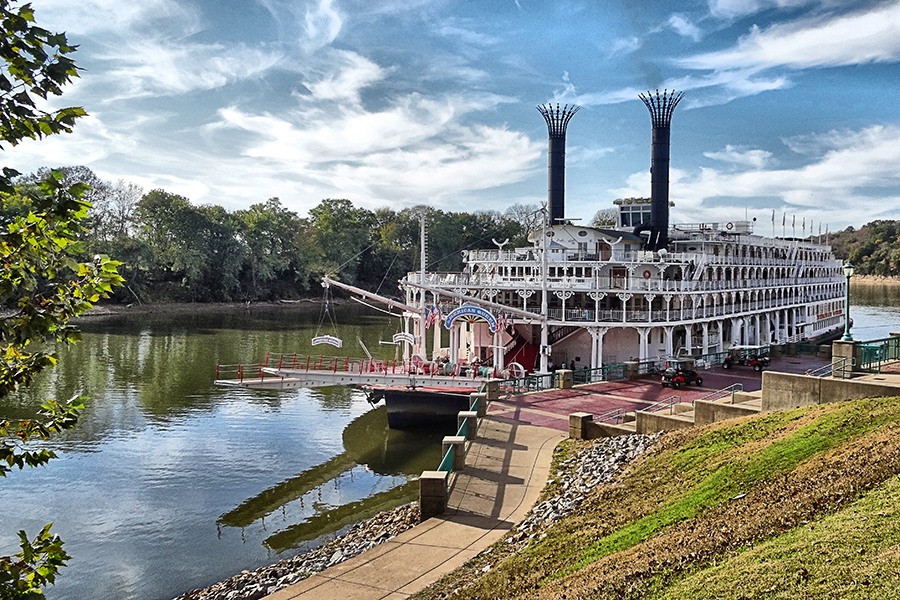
[417,212,427,360]
[540,205,549,374]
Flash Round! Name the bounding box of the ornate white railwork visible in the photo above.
[516,288,534,311]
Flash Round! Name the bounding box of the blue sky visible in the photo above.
[10,0,900,232]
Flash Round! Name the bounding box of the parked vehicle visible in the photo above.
[723,345,770,371]
[660,359,703,388]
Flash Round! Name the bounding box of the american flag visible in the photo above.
[495,312,509,332]
[424,305,441,329]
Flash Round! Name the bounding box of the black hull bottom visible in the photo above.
[377,389,473,429]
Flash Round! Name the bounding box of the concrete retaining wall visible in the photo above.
[568,412,635,439]
[694,400,760,426]
[760,372,822,410]
[761,371,900,411]
[635,411,694,434]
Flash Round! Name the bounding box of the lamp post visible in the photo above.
[841,262,854,342]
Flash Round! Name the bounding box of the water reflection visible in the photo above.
[0,305,440,600]
[219,406,442,551]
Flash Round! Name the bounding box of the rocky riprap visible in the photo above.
[174,503,419,600]
[507,433,660,544]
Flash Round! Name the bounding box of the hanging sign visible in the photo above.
[392,332,416,345]
[312,335,343,348]
[444,304,499,332]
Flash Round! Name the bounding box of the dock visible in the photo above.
[263,416,564,600]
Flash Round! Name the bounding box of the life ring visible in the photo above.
[726,222,733,230]
[643,270,651,279]
[507,362,526,379]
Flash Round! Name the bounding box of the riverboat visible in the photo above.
[266,91,847,427]
[351,91,846,381]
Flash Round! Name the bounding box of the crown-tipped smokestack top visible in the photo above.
[638,89,683,251]
[537,103,579,225]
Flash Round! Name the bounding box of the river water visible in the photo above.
[0,303,443,600]
[1,290,898,600]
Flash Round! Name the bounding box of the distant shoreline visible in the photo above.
[851,275,900,286]
[78,298,340,318]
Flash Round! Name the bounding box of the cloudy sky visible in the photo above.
[8,0,900,232]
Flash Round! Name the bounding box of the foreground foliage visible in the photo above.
[414,396,900,600]
[0,3,123,595]
[0,175,122,598]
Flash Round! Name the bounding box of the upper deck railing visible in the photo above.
[408,271,844,295]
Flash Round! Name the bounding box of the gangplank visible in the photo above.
[215,353,493,391]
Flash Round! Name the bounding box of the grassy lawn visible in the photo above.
[413,396,900,600]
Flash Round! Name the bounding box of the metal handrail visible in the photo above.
[594,407,627,424]
[806,357,855,378]
[437,445,454,473]
[642,395,681,414]
[693,383,744,405]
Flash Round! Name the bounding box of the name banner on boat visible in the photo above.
[312,335,343,348]
[392,332,416,345]
[444,304,499,332]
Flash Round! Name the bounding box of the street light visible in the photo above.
[841,262,854,342]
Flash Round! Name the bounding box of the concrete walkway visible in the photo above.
[265,416,564,600]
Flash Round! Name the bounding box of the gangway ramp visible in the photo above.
[215,353,491,391]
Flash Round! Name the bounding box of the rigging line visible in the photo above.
[425,231,508,271]
[374,250,401,296]
[314,284,330,336]
[350,296,400,317]
[335,239,380,273]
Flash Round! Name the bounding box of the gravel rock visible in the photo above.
[508,433,660,544]
[173,503,420,600]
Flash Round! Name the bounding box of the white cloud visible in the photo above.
[609,37,642,57]
[667,14,702,41]
[436,25,500,47]
[33,0,199,36]
[704,145,774,168]
[611,124,900,227]
[96,42,282,99]
[34,0,283,99]
[301,50,386,103]
[708,0,815,20]
[188,42,537,209]
[303,0,344,52]
[682,2,900,71]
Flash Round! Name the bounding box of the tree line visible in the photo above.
[828,220,900,277]
[3,166,541,305]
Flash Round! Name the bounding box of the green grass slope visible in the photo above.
[414,396,900,600]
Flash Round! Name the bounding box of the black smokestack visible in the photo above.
[638,90,683,251]
[537,103,579,225]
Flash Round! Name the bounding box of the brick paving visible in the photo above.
[488,353,832,433]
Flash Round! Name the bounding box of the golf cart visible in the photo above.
[660,358,703,388]
[723,345,770,371]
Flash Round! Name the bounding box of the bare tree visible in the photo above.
[504,202,541,234]
[590,208,618,228]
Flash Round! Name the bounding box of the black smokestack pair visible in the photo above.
[637,89,683,251]
[537,104,579,225]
